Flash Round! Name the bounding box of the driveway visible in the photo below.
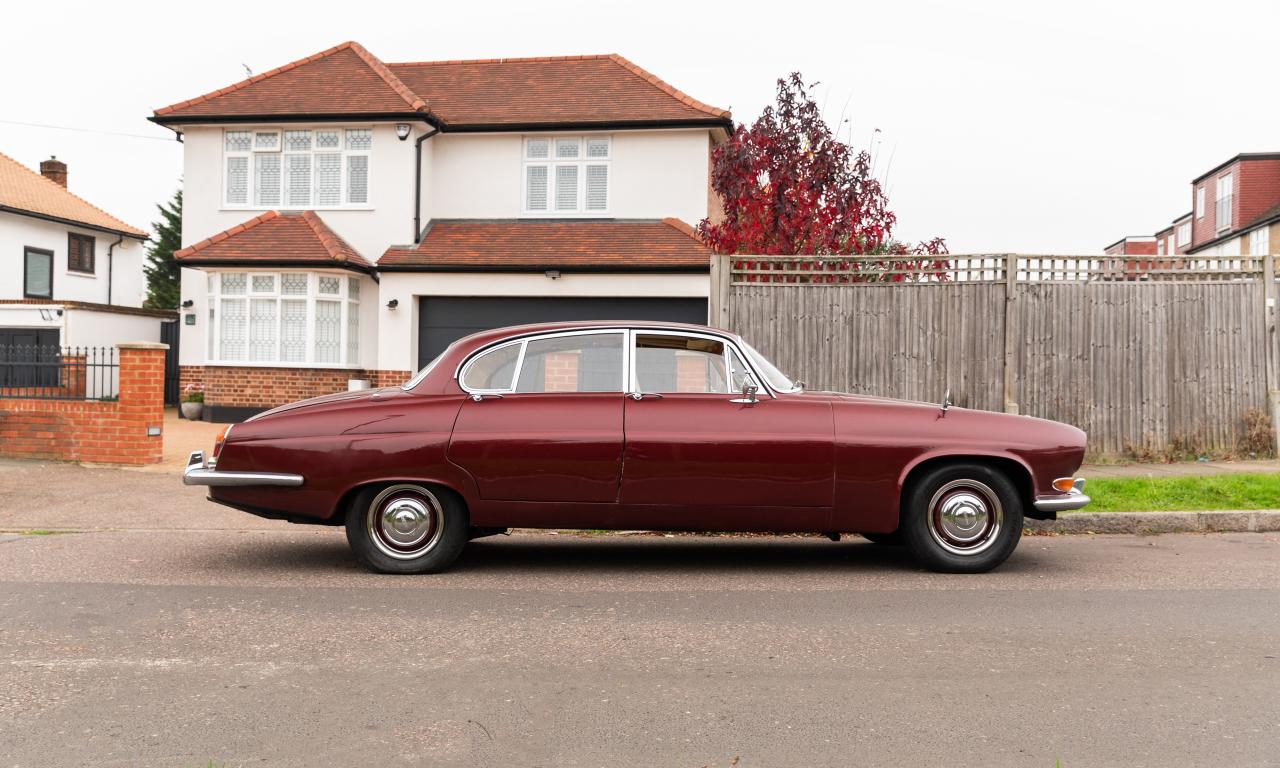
[2,459,1279,766]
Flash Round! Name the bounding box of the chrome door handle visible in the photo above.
[628,392,663,400]
[470,392,505,402]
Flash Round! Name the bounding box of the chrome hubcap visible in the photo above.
[367,485,444,560]
[928,479,1002,556]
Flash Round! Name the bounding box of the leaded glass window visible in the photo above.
[314,300,341,364]
[224,126,374,208]
[206,270,360,367]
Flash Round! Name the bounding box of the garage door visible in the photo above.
[417,296,708,369]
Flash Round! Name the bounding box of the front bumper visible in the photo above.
[1033,478,1090,513]
[182,450,305,488]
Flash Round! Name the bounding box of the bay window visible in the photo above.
[207,271,361,366]
[224,128,372,209]
[523,136,610,215]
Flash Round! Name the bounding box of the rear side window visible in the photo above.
[515,333,624,393]
[461,343,520,391]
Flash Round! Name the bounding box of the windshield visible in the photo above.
[738,339,799,392]
[401,345,452,390]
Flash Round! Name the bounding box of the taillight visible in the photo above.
[213,424,233,459]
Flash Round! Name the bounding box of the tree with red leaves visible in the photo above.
[698,73,947,281]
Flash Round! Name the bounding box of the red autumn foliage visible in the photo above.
[698,73,948,282]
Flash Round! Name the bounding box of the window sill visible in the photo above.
[65,270,97,279]
[518,211,612,219]
[204,361,365,370]
[219,206,374,213]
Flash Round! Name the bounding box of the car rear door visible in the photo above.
[618,331,834,529]
[447,330,626,503]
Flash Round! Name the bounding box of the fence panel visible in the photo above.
[722,254,1275,457]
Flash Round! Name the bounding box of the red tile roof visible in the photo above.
[152,44,730,128]
[0,152,146,238]
[379,219,710,271]
[174,211,374,271]
[153,42,427,119]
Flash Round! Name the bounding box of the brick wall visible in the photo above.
[1236,159,1280,229]
[0,343,166,465]
[181,365,414,409]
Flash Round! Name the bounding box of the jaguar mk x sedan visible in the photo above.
[184,321,1089,574]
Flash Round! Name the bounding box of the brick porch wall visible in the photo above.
[0,343,167,465]
[181,365,414,410]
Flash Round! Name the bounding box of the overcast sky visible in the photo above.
[3,0,1277,253]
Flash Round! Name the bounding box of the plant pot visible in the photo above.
[180,401,204,420]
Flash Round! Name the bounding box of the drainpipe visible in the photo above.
[413,123,440,243]
[106,234,124,305]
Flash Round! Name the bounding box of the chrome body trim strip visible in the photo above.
[182,450,304,488]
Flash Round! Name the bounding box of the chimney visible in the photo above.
[40,156,67,188]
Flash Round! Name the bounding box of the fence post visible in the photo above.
[1002,253,1019,415]
[711,253,732,329]
[1265,254,1280,457]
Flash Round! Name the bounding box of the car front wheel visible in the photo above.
[901,463,1023,573]
[345,483,468,574]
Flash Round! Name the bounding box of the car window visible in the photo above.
[515,333,624,393]
[634,334,729,394]
[461,342,521,391]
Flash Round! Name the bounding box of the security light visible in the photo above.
[395,124,412,141]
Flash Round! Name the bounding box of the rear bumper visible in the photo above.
[1033,478,1090,513]
[182,450,305,488]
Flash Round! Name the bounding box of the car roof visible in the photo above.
[454,319,735,349]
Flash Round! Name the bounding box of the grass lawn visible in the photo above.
[1080,473,1280,512]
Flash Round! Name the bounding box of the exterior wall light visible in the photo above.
[545,270,562,280]
[386,299,399,310]
[395,124,412,141]
[181,299,194,308]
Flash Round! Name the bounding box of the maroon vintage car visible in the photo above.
[183,321,1089,574]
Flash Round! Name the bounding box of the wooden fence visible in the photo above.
[712,253,1278,457]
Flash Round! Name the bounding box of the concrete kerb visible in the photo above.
[1027,510,1280,535]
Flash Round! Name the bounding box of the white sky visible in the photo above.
[2,0,1277,253]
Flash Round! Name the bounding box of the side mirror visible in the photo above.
[732,380,760,405]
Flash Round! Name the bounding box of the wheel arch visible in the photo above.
[894,451,1034,528]
[333,477,472,523]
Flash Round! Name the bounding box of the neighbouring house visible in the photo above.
[151,41,731,421]
[0,151,173,356]
[1103,236,1157,256]
[1104,152,1280,259]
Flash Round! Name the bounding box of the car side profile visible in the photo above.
[184,321,1090,574]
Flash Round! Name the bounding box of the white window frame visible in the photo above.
[223,126,373,211]
[1156,240,1165,256]
[522,135,611,217]
[1215,173,1233,233]
[1176,221,1191,247]
[1195,187,1206,220]
[206,270,361,368]
[1250,227,1271,256]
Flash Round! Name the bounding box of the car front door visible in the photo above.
[447,330,626,504]
[619,331,834,530]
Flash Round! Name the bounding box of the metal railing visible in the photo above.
[0,345,119,401]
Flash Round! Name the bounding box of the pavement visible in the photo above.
[2,459,1280,766]
[1082,457,1280,478]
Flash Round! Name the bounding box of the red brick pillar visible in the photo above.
[116,342,167,465]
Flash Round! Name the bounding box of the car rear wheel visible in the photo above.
[901,463,1023,573]
[345,483,468,574]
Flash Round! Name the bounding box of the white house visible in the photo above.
[0,151,168,354]
[152,41,731,421]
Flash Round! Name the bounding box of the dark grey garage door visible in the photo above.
[417,296,708,369]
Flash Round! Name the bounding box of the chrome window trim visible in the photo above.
[627,328,774,399]
[456,329,629,395]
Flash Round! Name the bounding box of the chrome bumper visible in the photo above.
[1033,478,1090,513]
[182,450,304,488]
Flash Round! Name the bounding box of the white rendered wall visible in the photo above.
[0,212,147,306]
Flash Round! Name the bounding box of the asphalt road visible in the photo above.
[2,459,1279,767]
